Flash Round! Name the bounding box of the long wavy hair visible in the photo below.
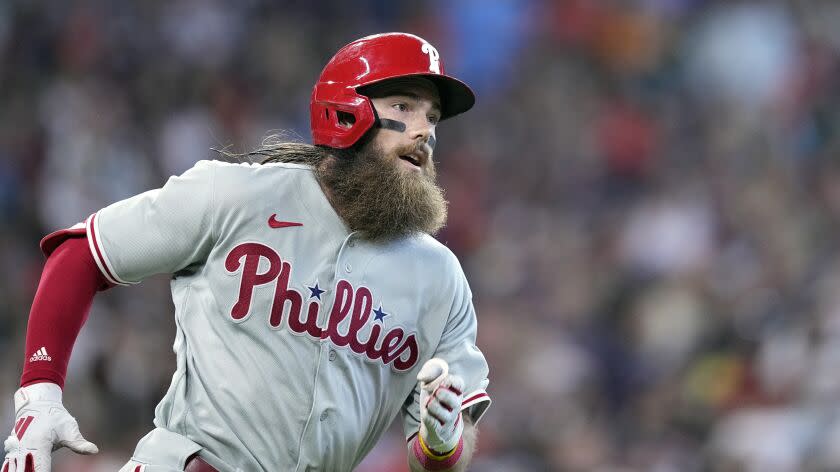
[214,133,330,166]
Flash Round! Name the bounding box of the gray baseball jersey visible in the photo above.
[46,160,490,471]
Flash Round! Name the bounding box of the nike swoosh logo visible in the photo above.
[268,214,303,229]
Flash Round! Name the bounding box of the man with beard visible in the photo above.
[3,33,490,472]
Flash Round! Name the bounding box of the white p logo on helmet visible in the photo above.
[421,42,440,74]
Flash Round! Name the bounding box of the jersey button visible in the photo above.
[320,411,328,421]
[329,350,337,361]
[345,263,352,273]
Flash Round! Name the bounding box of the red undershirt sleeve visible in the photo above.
[20,236,112,388]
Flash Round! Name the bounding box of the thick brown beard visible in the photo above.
[315,142,448,242]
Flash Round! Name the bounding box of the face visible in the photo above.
[314,78,448,242]
[367,79,442,177]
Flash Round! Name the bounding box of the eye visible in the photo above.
[393,103,409,112]
[428,114,440,125]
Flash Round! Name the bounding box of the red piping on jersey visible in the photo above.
[462,392,488,407]
[88,213,122,285]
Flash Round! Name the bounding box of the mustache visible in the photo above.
[396,142,433,157]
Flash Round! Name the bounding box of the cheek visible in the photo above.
[373,134,400,155]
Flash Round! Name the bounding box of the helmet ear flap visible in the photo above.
[320,105,357,128]
[310,90,377,149]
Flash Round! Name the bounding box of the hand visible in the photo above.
[417,358,465,455]
[3,383,98,472]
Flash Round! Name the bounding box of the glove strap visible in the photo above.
[15,382,62,412]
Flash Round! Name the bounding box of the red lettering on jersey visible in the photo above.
[290,301,323,338]
[225,243,281,320]
[392,334,419,370]
[323,280,353,345]
[348,287,374,354]
[223,243,420,371]
[364,324,384,360]
[270,261,301,329]
[379,328,405,364]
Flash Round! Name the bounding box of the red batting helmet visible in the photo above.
[310,32,475,149]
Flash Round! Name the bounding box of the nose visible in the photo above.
[410,120,435,146]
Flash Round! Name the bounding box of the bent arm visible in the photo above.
[407,417,477,472]
[21,236,110,388]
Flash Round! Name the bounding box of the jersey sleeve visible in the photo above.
[83,160,217,285]
[401,261,491,440]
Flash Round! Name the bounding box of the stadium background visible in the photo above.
[3,1,840,470]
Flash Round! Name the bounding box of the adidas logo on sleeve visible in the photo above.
[29,347,52,362]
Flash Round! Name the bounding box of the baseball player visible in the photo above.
[3,32,490,472]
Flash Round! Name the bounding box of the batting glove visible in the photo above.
[417,358,465,455]
[3,383,98,472]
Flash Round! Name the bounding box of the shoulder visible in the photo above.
[197,159,315,177]
[198,159,318,199]
[400,234,468,285]
[413,233,461,264]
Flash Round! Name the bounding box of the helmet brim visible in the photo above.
[358,73,475,121]
[425,74,475,120]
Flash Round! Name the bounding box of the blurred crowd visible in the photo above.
[3,0,840,470]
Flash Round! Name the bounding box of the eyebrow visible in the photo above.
[391,92,442,115]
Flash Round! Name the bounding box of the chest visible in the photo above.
[201,218,444,373]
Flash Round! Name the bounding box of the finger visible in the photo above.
[57,422,99,455]
[4,436,18,454]
[442,374,464,395]
[426,400,458,427]
[417,358,448,386]
[62,438,98,455]
[423,408,447,428]
[424,384,442,409]
[432,389,461,412]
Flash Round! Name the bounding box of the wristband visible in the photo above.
[413,435,464,470]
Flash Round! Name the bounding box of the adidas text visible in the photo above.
[29,347,51,362]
